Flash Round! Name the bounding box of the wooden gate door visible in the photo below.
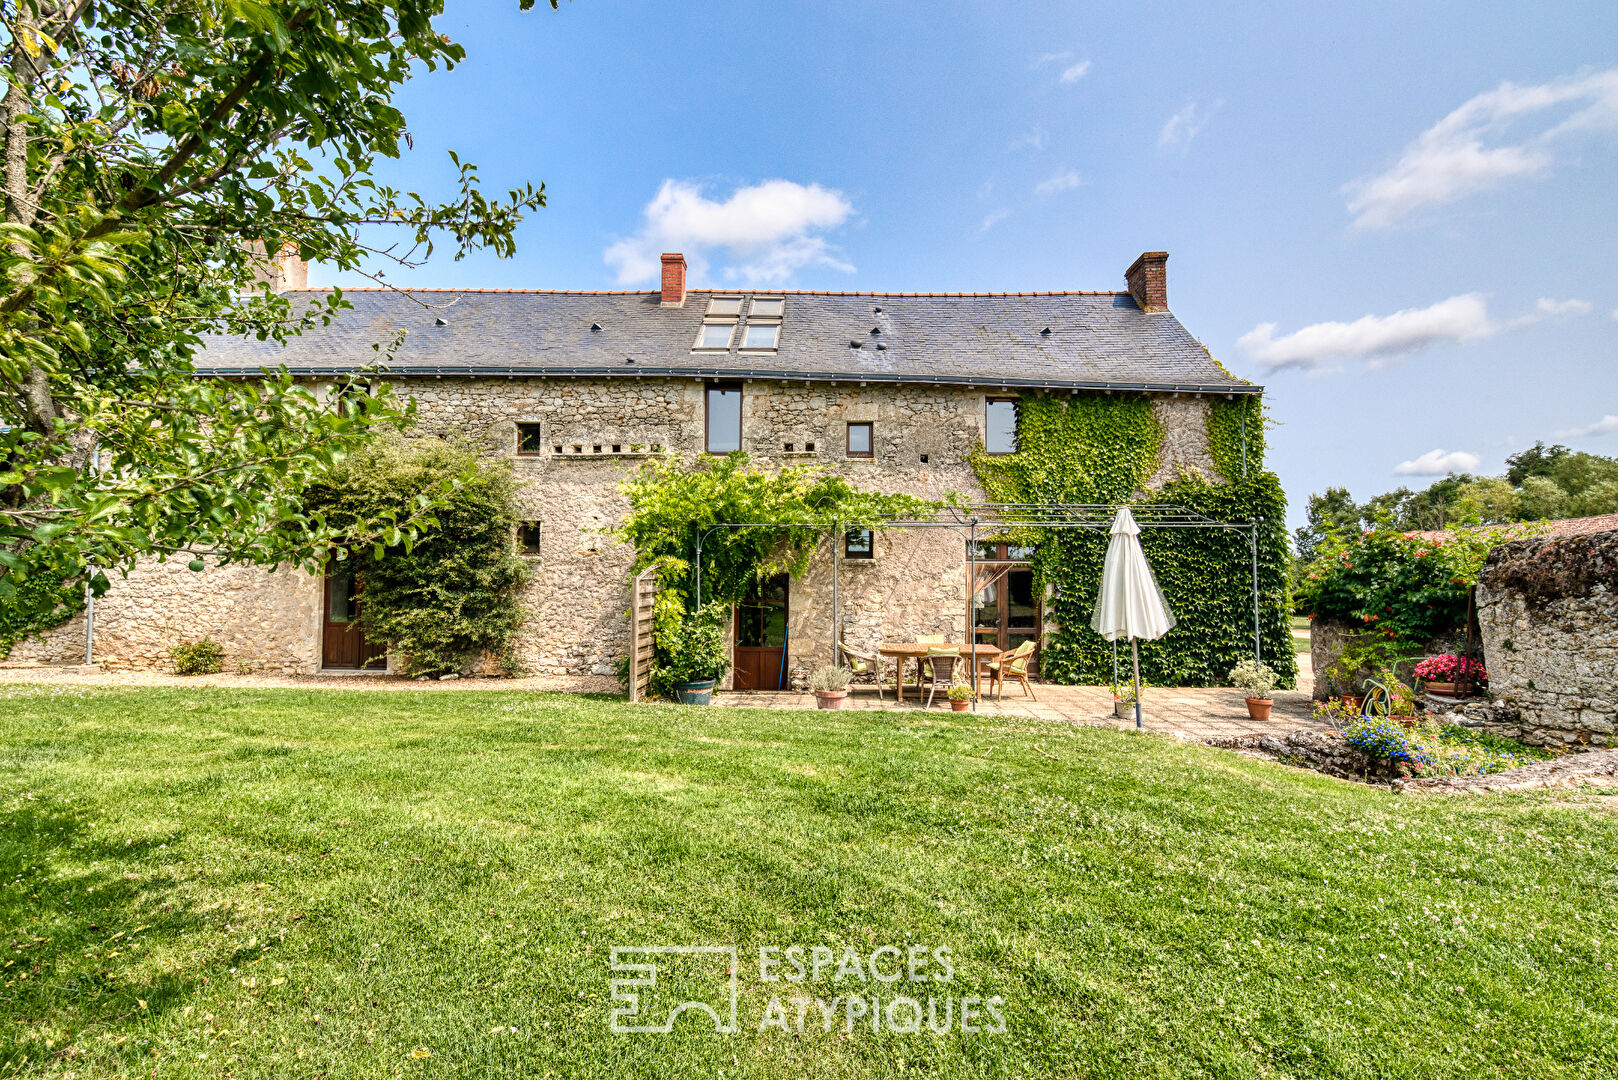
[733,574,789,690]
[322,565,384,670]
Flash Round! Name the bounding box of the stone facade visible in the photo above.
[1474,528,1618,747]
[10,378,1218,683]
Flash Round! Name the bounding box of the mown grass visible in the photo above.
[0,685,1613,1079]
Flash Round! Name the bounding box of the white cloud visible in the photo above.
[978,208,1011,233]
[1555,414,1618,439]
[1009,129,1045,152]
[1394,449,1482,476]
[1159,100,1216,154]
[1032,50,1071,69]
[1536,297,1592,316]
[1033,169,1082,197]
[603,179,854,287]
[1345,69,1618,229]
[1238,293,1499,372]
[1059,60,1092,85]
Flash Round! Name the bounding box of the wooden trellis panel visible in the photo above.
[628,568,661,702]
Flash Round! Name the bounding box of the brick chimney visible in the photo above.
[1125,251,1168,312]
[660,252,687,306]
[246,241,308,292]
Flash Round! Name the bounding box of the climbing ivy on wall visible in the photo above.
[971,392,1295,688]
[0,565,85,660]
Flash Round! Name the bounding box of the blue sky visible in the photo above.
[328,0,1618,528]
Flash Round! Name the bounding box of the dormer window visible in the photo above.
[742,323,779,349]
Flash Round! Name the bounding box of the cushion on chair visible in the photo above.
[916,634,946,644]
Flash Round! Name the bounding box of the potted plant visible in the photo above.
[1412,654,1486,697]
[809,664,853,709]
[1112,681,1140,719]
[656,608,730,705]
[946,684,974,712]
[1229,658,1279,722]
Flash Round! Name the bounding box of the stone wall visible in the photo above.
[1475,528,1618,747]
[10,559,321,674]
[11,378,1219,684]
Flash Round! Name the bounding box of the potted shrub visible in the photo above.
[809,664,853,709]
[656,609,730,705]
[1112,681,1140,719]
[1413,654,1486,697]
[946,684,974,712]
[1229,658,1279,722]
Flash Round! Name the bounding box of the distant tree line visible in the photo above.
[1294,442,1618,561]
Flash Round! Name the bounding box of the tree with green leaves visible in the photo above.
[0,0,555,603]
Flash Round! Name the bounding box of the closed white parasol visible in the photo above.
[1091,506,1175,727]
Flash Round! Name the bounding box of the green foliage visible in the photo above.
[1206,395,1265,482]
[946,682,974,702]
[616,452,946,610]
[1229,658,1278,697]
[809,664,854,693]
[650,603,730,694]
[971,391,1293,688]
[1295,526,1506,647]
[169,638,224,676]
[1345,716,1553,776]
[0,563,83,659]
[301,438,529,678]
[1,0,555,598]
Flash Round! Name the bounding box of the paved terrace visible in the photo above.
[715,682,1324,739]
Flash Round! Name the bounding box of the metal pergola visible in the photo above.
[692,503,1266,703]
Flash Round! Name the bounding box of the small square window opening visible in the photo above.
[846,422,873,458]
[518,522,542,556]
[516,423,545,455]
[844,529,874,560]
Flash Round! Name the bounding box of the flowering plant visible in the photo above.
[1412,654,1487,683]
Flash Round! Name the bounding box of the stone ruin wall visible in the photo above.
[7,381,1222,684]
[1475,528,1618,747]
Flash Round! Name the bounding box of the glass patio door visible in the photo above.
[970,543,1041,667]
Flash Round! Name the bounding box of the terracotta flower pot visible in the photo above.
[1244,697,1273,722]
[950,699,971,712]
[1424,681,1458,697]
[1340,694,1364,712]
[813,690,848,710]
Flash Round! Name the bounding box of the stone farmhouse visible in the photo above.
[14,252,1260,688]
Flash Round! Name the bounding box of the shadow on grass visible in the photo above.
[0,794,220,1072]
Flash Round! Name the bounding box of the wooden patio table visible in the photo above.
[876,643,1004,703]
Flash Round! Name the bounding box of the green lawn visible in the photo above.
[2,686,1613,1079]
[1291,616,1312,657]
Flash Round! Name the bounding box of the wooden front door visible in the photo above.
[733,574,788,691]
[322,565,384,670]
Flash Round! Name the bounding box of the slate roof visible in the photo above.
[192,288,1258,395]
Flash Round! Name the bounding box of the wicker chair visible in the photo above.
[923,646,961,709]
[987,640,1037,700]
[837,642,887,701]
[913,634,946,689]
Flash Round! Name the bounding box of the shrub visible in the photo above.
[300,437,530,678]
[650,603,730,693]
[170,638,224,676]
[1228,658,1278,698]
[946,683,974,702]
[808,665,852,693]
[1344,716,1553,776]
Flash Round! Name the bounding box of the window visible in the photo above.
[518,522,542,556]
[697,322,735,349]
[846,421,873,458]
[968,541,1034,562]
[742,323,779,349]
[985,398,1018,454]
[844,529,874,560]
[516,423,545,455]
[706,382,743,454]
[750,297,785,318]
[707,296,743,316]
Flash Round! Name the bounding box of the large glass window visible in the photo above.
[985,398,1018,454]
[706,382,743,454]
[698,322,735,349]
[742,323,779,349]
